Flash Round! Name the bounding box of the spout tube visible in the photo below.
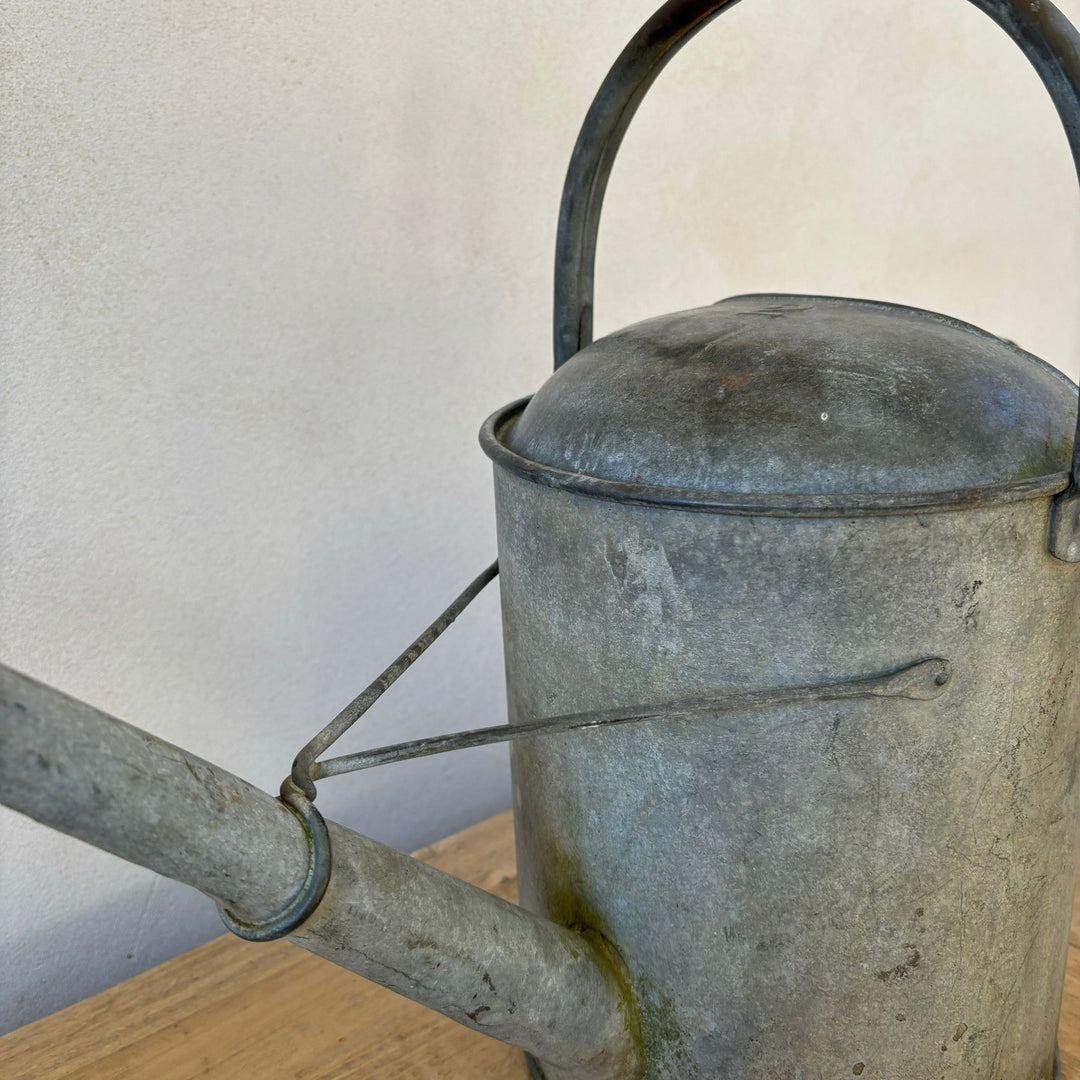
[294,821,638,1080]
[0,664,310,923]
[0,665,640,1080]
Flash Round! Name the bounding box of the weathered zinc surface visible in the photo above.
[4,1,1080,1078]
[485,0,1080,1069]
[494,475,1080,1079]
[482,295,1080,1080]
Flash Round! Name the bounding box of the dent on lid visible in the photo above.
[503,295,1077,499]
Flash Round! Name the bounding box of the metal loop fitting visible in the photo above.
[218,782,332,942]
[287,560,501,804]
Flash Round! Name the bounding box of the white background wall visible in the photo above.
[2,0,1079,1035]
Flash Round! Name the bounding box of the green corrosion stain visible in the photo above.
[547,876,685,1071]
[530,835,649,1072]
[635,975,693,1077]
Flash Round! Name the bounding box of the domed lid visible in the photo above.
[481,295,1078,516]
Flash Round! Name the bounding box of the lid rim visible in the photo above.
[480,398,1072,519]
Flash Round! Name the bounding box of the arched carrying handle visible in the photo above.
[552,0,1080,560]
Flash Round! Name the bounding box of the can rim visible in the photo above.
[480,397,1072,518]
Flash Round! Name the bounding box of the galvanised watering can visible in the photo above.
[3,1,1080,1078]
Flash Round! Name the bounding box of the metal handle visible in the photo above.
[552,0,1080,558]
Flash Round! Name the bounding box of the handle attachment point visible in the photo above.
[1050,489,1080,561]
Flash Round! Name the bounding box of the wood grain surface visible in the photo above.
[1,808,1077,1079]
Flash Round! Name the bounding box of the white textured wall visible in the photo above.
[2,0,1079,1034]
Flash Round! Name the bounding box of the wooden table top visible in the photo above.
[2,808,1078,1079]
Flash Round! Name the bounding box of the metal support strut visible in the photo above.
[227,554,951,941]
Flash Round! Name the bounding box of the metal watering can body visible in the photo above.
[3,1,1080,1079]
[475,3,1080,1072]
[485,301,1080,1080]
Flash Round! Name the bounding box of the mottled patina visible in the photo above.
[2,2,1080,1079]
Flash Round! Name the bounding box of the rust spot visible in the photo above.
[717,373,754,392]
[853,1064,865,1076]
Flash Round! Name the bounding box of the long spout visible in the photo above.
[0,664,640,1080]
